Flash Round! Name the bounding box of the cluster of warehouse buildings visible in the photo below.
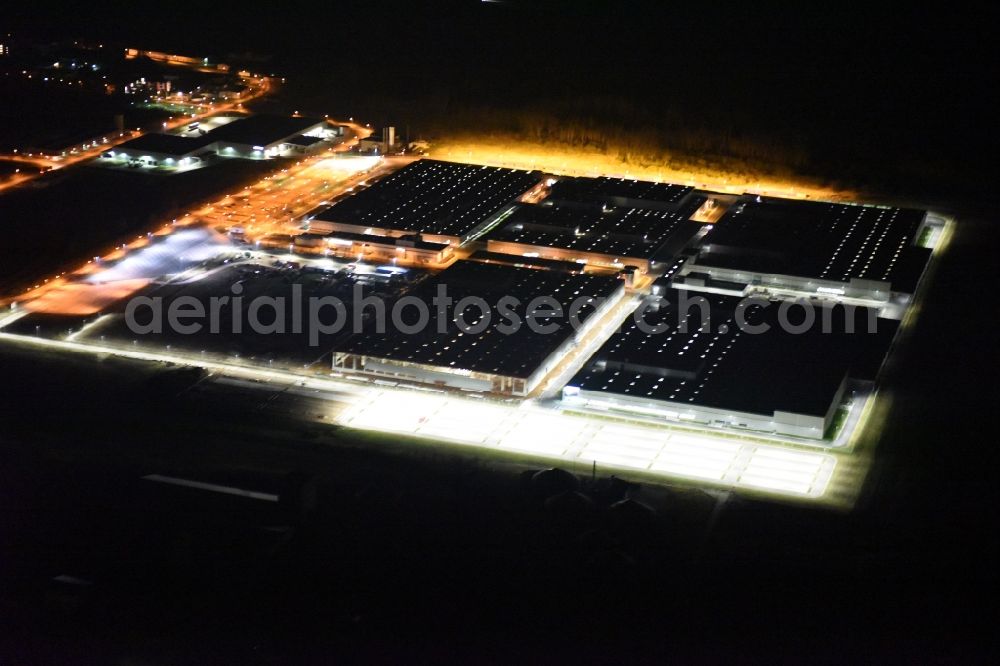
[293,158,936,441]
[333,260,625,396]
[311,161,709,274]
[485,199,704,274]
[563,196,933,439]
[100,114,341,169]
[563,290,898,438]
[672,196,932,302]
[271,159,544,266]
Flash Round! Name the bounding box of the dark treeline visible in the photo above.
[7,1,997,202]
[430,97,815,176]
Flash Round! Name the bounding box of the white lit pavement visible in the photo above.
[339,387,837,498]
[0,330,852,503]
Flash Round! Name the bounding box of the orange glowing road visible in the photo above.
[192,129,404,246]
[0,154,56,167]
[22,279,153,316]
[1,123,398,312]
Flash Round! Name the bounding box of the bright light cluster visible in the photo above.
[338,388,836,498]
[85,228,229,284]
[313,155,382,174]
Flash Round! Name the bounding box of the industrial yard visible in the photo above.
[1,8,993,661]
[0,148,949,504]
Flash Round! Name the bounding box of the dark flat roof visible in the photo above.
[315,159,541,239]
[337,260,622,378]
[695,197,929,289]
[287,134,325,147]
[207,114,326,146]
[486,200,704,260]
[467,250,585,274]
[569,288,897,418]
[113,114,328,156]
[115,133,215,156]
[548,176,693,209]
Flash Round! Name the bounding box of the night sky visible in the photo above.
[7,2,997,199]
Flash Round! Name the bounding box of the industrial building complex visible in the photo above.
[484,199,704,274]
[482,176,705,274]
[0,146,947,499]
[563,290,897,439]
[101,113,338,168]
[311,159,541,245]
[546,175,692,210]
[673,196,932,302]
[332,260,624,396]
[306,162,938,444]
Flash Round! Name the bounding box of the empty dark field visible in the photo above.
[0,77,175,151]
[0,159,282,292]
[0,161,37,178]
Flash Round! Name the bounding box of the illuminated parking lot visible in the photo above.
[338,388,837,498]
[0,319,851,502]
[0,159,948,507]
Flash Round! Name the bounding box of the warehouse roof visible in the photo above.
[486,200,704,260]
[315,159,541,239]
[286,134,325,147]
[569,289,897,418]
[548,176,693,209]
[337,260,622,378]
[207,114,326,146]
[115,132,214,156]
[695,197,930,290]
